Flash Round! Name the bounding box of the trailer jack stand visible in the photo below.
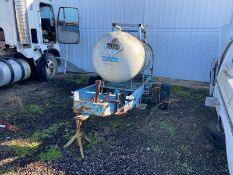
[64,115,90,159]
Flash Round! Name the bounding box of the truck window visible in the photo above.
[0,28,5,41]
[40,4,56,43]
[57,7,80,44]
[58,8,79,23]
[0,28,5,51]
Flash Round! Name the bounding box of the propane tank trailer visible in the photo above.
[73,23,157,118]
[68,24,170,158]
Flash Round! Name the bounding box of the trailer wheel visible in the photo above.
[44,53,58,81]
[88,75,103,86]
[160,83,170,100]
[159,83,170,110]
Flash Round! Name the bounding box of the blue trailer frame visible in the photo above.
[73,80,148,117]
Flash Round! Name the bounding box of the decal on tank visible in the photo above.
[102,56,119,62]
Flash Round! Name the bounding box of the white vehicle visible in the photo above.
[206,24,233,175]
[0,0,80,86]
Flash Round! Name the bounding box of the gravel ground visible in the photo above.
[0,73,229,175]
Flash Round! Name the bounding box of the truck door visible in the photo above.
[40,4,56,43]
[57,7,80,44]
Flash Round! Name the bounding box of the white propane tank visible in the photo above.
[0,59,31,87]
[93,31,153,83]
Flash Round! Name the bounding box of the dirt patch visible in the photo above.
[0,73,229,175]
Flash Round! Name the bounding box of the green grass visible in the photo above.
[86,132,100,151]
[76,156,82,161]
[7,140,40,158]
[64,131,75,140]
[191,89,207,100]
[65,77,86,86]
[32,122,70,140]
[152,144,164,154]
[40,146,61,161]
[86,132,106,155]
[180,144,188,152]
[180,162,194,173]
[87,116,96,122]
[109,118,125,131]
[4,170,16,175]
[0,111,11,120]
[172,85,191,97]
[27,104,44,114]
[160,121,177,138]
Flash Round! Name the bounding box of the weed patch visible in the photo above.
[160,121,176,138]
[86,132,100,153]
[64,131,76,140]
[86,132,106,155]
[180,162,194,173]
[191,89,207,100]
[65,78,86,86]
[152,145,164,154]
[40,146,61,161]
[180,144,188,152]
[26,104,44,114]
[32,122,70,140]
[172,86,191,97]
[5,139,40,158]
[109,118,125,131]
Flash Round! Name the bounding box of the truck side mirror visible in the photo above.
[57,7,80,44]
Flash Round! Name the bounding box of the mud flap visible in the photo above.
[205,97,219,108]
[205,121,226,150]
[35,56,46,81]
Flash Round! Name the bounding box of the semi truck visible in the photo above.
[0,0,80,87]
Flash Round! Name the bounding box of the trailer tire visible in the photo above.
[88,75,103,86]
[159,83,170,110]
[160,83,170,100]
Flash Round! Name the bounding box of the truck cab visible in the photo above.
[0,0,80,86]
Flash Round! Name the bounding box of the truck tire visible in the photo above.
[204,120,226,150]
[44,53,58,81]
[35,53,58,81]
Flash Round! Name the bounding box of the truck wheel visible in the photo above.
[204,120,226,150]
[44,53,58,81]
